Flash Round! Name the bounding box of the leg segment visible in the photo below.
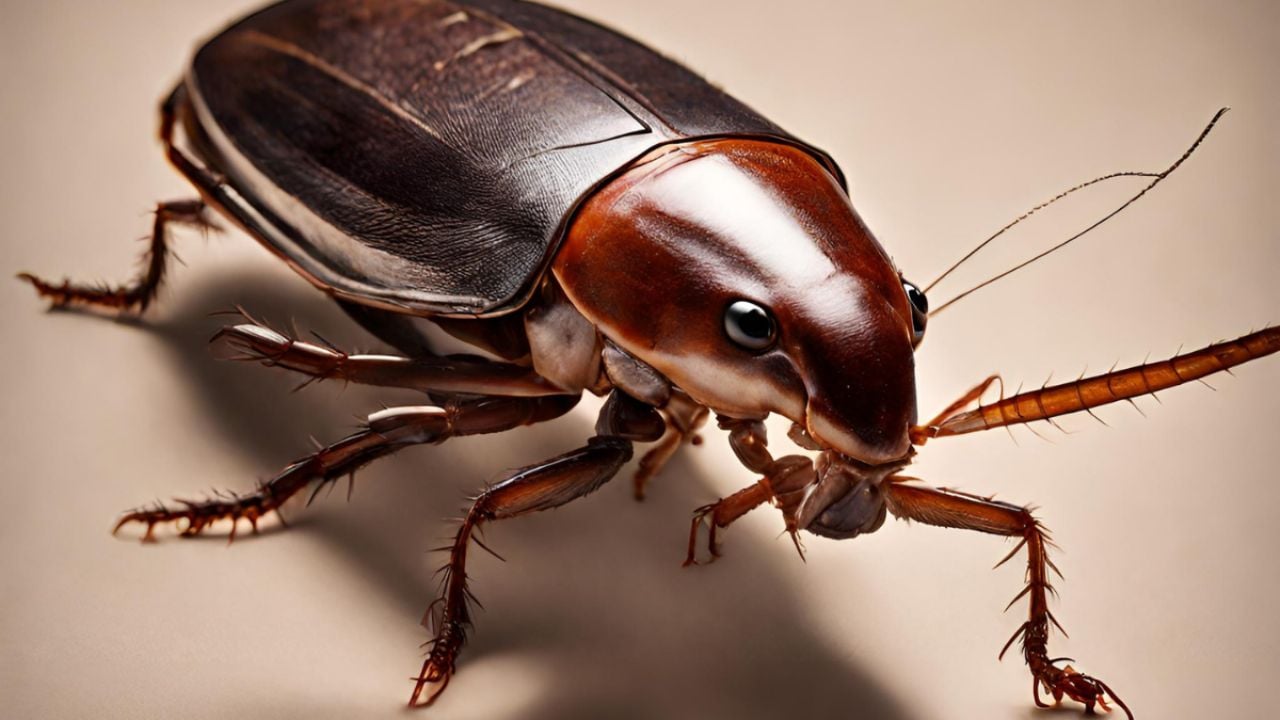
[19,199,215,313]
[411,390,661,706]
[212,318,565,397]
[683,418,817,565]
[20,86,224,315]
[883,480,1131,718]
[683,455,813,566]
[114,395,578,542]
[632,391,709,500]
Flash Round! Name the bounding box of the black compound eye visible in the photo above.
[724,300,777,351]
[903,279,928,344]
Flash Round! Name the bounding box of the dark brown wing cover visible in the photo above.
[188,0,839,315]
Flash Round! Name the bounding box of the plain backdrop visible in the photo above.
[2,1,1278,718]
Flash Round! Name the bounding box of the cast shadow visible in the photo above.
[125,264,916,720]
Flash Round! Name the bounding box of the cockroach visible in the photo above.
[19,0,1277,715]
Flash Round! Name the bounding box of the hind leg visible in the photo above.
[20,86,219,314]
[19,199,216,313]
[114,395,579,542]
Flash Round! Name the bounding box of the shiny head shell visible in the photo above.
[554,138,918,465]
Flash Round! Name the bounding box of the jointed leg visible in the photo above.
[632,391,709,500]
[20,86,217,314]
[213,318,564,397]
[19,199,216,313]
[412,390,662,706]
[883,479,1131,718]
[413,437,632,706]
[683,418,816,565]
[114,395,578,542]
[683,455,813,566]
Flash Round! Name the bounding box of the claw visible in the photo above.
[408,661,451,708]
[410,624,464,708]
[1035,660,1133,719]
[111,494,279,543]
[683,503,721,567]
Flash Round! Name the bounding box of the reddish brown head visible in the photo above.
[554,139,926,465]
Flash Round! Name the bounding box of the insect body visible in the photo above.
[19,0,1278,715]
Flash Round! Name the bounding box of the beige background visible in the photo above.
[2,1,1278,718]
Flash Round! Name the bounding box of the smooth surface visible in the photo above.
[556,138,917,462]
[2,1,1278,718]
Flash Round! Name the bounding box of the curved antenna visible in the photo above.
[927,108,1230,316]
[922,170,1159,294]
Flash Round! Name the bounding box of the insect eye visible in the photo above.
[724,300,777,351]
[903,279,928,344]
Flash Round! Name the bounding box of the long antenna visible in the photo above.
[922,170,1159,294]
[927,108,1229,317]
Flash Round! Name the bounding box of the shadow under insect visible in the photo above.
[102,264,914,720]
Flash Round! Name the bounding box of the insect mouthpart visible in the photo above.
[796,450,910,539]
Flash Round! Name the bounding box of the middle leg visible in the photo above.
[115,395,578,542]
[411,390,665,706]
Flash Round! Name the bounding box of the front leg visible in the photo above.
[683,417,815,564]
[683,455,813,566]
[413,390,663,706]
[884,479,1132,718]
